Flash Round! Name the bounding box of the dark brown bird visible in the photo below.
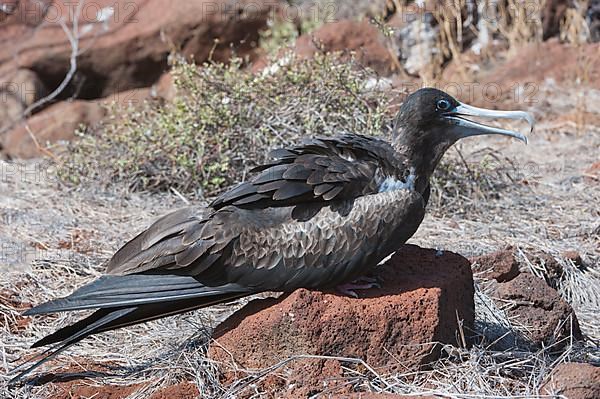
[12,88,533,383]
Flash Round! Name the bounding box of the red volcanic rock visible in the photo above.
[485,40,600,91]
[0,68,49,135]
[0,0,274,157]
[294,19,397,75]
[561,250,584,267]
[470,248,520,282]
[494,273,582,347]
[1,86,159,158]
[541,362,600,399]
[1,99,106,158]
[584,161,600,184]
[442,40,600,109]
[337,395,439,399]
[149,381,200,399]
[523,251,566,284]
[209,245,474,397]
[0,68,47,107]
[0,0,272,98]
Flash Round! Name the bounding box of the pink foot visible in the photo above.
[336,278,381,298]
[353,276,380,284]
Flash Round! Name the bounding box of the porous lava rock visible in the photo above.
[209,245,474,397]
[541,362,600,399]
[494,273,582,347]
[294,19,397,75]
[470,248,520,282]
[0,0,272,98]
[1,99,106,158]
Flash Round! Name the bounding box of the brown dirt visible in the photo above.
[48,382,144,399]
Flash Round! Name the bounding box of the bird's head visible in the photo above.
[392,87,534,186]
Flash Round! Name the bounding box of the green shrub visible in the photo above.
[59,54,392,197]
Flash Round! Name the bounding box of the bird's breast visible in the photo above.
[226,189,426,290]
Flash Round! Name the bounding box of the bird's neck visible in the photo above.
[392,127,455,193]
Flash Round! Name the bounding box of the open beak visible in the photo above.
[445,102,534,144]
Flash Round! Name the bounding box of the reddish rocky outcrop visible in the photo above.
[0,0,272,97]
[441,39,600,111]
[481,40,600,91]
[293,19,397,75]
[0,68,48,135]
[209,245,474,397]
[0,0,274,157]
[541,362,600,399]
[0,85,159,158]
[0,68,47,106]
[1,99,106,158]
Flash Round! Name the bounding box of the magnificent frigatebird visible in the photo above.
[11,88,533,382]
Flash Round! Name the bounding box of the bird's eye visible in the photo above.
[436,99,451,111]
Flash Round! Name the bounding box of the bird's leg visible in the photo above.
[336,276,382,298]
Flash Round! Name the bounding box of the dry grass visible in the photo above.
[560,0,592,44]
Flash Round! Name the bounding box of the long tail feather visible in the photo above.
[10,274,253,384]
[24,275,249,315]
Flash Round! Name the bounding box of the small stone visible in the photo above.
[470,248,520,282]
[494,273,582,347]
[541,362,600,399]
[561,250,583,267]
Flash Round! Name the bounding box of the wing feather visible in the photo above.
[210,134,403,212]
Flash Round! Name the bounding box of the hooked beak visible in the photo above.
[444,102,534,144]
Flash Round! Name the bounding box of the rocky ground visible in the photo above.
[1,0,599,398]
